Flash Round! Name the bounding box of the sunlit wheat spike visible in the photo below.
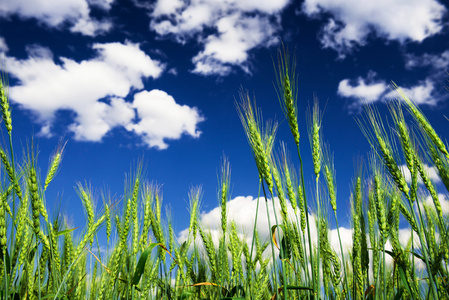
[188,186,201,240]
[291,221,305,267]
[415,155,443,219]
[44,141,66,191]
[17,216,30,269]
[398,202,418,233]
[236,89,276,192]
[167,212,175,252]
[393,82,449,161]
[319,217,333,286]
[0,148,13,181]
[323,142,337,211]
[274,43,300,146]
[14,193,28,248]
[0,73,12,135]
[28,165,41,236]
[1,185,12,218]
[73,213,106,261]
[103,202,111,244]
[0,148,22,201]
[362,104,410,196]
[271,156,288,221]
[427,139,449,197]
[49,222,61,276]
[373,173,388,243]
[351,176,364,299]
[424,144,446,220]
[219,157,231,235]
[389,191,402,253]
[132,202,139,257]
[0,197,6,256]
[25,256,34,299]
[229,221,242,282]
[389,101,415,170]
[367,190,378,282]
[199,226,217,278]
[78,183,95,230]
[147,188,165,258]
[307,96,322,177]
[423,204,437,259]
[140,184,153,250]
[120,197,132,246]
[297,183,306,233]
[281,143,298,211]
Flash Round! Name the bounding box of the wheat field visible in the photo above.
[0,47,448,299]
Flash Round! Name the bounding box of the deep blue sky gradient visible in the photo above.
[0,0,448,235]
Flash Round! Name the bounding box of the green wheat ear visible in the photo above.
[188,186,201,240]
[0,72,12,135]
[274,44,300,146]
[393,82,449,160]
[307,96,322,178]
[236,89,277,193]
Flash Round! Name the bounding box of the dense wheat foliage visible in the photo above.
[0,48,448,299]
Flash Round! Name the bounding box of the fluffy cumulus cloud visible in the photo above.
[338,77,387,103]
[127,90,204,150]
[6,42,204,148]
[384,80,438,106]
[0,0,113,36]
[178,196,347,261]
[405,50,449,71]
[401,164,441,185]
[301,0,447,57]
[338,72,442,110]
[149,0,290,75]
[178,195,426,270]
[178,196,286,243]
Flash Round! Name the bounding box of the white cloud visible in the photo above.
[424,193,449,215]
[0,0,113,36]
[87,0,114,10]
[384,80,437,106]
[179,196,279,246]
[192,14,278,76]
[338,73,441,110]
[178,194,433,274]
[127,90,204,150]
[37,123,52,138]
[152,0,184,16]
[178,195,326,261]
[301,0,447,57]
[338,77,388,103]
[70,18,112,36]
[328,226,353,256]
[7,42,153,140]
[0,37,8,53]
[5,42,203,148]
[149,0,289,75]
[401,164,441,185]
[405,50,449,71]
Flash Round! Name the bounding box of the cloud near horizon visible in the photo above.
[177,195,427,270]
[148,0,289,76]
[5,42,204,149]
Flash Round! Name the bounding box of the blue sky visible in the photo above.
[0,0,448,239]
